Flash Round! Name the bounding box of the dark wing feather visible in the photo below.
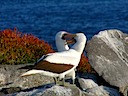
[33,60,74,74]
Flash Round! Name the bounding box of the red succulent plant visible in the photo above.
[0,28,54,64]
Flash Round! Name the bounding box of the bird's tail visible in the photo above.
[20,70,43,77]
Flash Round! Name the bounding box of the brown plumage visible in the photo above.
[20,60,74,74]
[33,61,74,74]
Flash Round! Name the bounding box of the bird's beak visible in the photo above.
[63,33,76,39]
[66,38,76,44]
[63,33,76,44]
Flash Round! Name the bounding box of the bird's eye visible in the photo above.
[62,34,68,40]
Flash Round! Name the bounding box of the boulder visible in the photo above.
[0,64,54,91]
[78,78,98,91]
[85,29,128,95]
[0,74,7,85]
[42,85,81,96]
[82,86,120,96]
[78,78,120,96]
[7,84,82,96]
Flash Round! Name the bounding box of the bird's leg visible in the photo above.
[72,78,75,85]
[54,77,66,86]
[53,77,59,84]
[61,78,71,87]
[57,78,65,86]
[62,78,65,86]
[72,69,76,85]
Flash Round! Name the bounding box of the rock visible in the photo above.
[0,74,7,85]
[78,78,120,96]
[0,87,22,94]
[5,83,120,96]
[85,29,128,95]
[42,85,82,96]
[0,64,54,90]
[8,84,82,96]
[82,86,120,96]
[0,92,5,96]
[78,78,98,91]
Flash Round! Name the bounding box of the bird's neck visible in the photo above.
[72,41,85,54]
[56,39,69,51]
[57,44,69,51]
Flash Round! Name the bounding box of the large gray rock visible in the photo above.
[78,78,98,91]
[42,85,82,96]
[82,86,120,96]
[0,64,54,91]
[6,84,82,96]
[85,29,128,95]
[78,78,120,96]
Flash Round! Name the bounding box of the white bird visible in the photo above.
[54,31,76,84]
[20,33,86,85]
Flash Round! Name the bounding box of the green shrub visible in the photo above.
[0,28,54,64]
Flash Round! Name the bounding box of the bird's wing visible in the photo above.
[33,60,74,74]
[30,50,80,74]
[43,50,80,66]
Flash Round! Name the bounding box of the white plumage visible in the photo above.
[21,32,86,85]
[55,31,70,51]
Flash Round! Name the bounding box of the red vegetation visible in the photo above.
[0,28,54,64]
[77,53,94,73]
[0,28,93,72]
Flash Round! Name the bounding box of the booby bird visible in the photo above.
[20,33,86,85]
[54,31,76,84]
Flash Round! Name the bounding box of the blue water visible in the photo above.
[0,0,128,49]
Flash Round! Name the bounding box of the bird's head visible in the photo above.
[61,32,76,45]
